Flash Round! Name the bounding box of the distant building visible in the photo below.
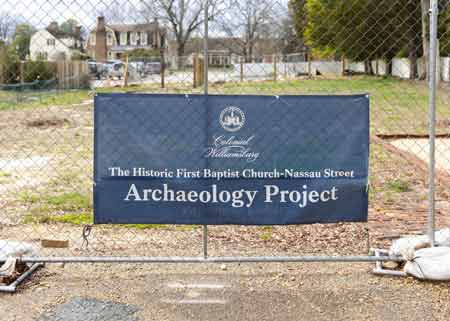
[29,22,83,61]
[168,37,284,67]
[85,17,166,61]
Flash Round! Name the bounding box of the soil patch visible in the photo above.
[26,118,70,128]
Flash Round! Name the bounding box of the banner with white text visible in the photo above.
[94,93,369,225]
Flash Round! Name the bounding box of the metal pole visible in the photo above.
[428,0,438,246]
[10,255,403,264]
[203,0,209,95]
[202,0,209,258]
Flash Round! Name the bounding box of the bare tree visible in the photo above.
[421,0,430,80]
[0,12,15,42]
[215,0,279,62]
[140,0,222,68]
[95,1,138,25]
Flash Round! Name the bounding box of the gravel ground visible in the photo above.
[1,223,450,321]
[1,255,450,321]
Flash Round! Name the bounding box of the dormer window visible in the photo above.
[120,32,127,45]
[130,32,138,45]
[47,38,55,46]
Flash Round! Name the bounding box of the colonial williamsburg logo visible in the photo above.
[205,106,259,162]
[220,106,245,132]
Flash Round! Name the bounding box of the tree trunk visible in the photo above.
[247,42,254,63]
[408,0,419,80]
[365,60,373,75]
[177,43,186,70]
[421,0,430,80]
[409,49,418,80]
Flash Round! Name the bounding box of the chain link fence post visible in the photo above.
[202,0,209,259]
[428,0,439,247]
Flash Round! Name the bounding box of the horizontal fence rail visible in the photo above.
[8,255,404,264]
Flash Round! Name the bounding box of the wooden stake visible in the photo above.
[123,54,129,88]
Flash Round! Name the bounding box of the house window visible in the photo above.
[107,32,113,46]
[90,34,96,45]
[140,32,147,46]
[37,52,48,60]
[120,32,127,45]
[47,38,55,46]
[130,32,138,46]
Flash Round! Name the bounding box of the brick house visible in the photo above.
[86,17,166,61]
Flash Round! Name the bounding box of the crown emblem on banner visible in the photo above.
[220,106,245,132]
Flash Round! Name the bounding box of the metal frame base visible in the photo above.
[0,263,44,293]
[371,249,407,277]
[0,254,404,264]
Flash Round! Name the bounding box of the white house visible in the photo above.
[29,22,83,61]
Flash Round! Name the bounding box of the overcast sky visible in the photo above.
[2,0,141,29]
[2,0,288,35]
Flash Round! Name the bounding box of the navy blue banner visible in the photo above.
[94,93,369,225]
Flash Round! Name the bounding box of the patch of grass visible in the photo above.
[0,89,91,111]
[19,191,41,204]
[125,224,167,230]
[45,192,91,211]
[118,224,198,230]
[0,170,11,177]
[259,226,273,240]
[260,232,272,241]
[22,211,194,230]
[0,170,11,183]
[387,179,411,193]
[23,211,92,225]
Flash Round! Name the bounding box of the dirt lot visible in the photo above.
[2,248,450,321]
[1,78,450,320]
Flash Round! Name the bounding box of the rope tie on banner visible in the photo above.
[82,225,92,249]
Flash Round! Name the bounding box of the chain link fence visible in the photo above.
[0,0,448,267]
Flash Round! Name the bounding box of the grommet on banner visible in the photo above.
[274,95,280,100]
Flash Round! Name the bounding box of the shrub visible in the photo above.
[23,60,56,82]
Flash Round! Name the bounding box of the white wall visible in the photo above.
[392,58,411,79]
[442,57,450,82]
[348,61,365,73]
[371,60,387,76]
[30,30,73,61]
[231,61,344,78]
[230,58,450,82]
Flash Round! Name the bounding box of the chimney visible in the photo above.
[97,16,105,31]
[75,25,82,37]
[95,16,107,62]
[47,21,58,35]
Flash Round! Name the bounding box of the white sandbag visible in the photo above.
[389,235,429,259]
[0,240,38,259]
[435,228,450,246]
[404,247,450,281]
[0,258,17,277]
[389,229,450,258]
